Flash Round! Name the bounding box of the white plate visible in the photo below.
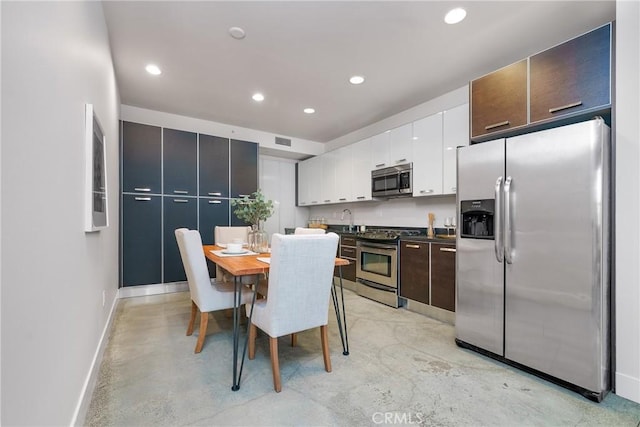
[222,249,249,255]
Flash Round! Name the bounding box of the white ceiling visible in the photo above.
[102,1,615,143]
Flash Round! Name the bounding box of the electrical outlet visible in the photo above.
[102,290,106,307]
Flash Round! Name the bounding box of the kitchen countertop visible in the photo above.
[399,235,457,244]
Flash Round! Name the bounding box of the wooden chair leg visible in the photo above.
[248,323,257,360]
[290,333,297,347]
[321,325,332,373]
[186,300,197,336]
[194,311,209,353]
[269,336,282,392]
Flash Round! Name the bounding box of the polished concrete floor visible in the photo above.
[85,289,640,426]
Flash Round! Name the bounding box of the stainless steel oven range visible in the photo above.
[356,229,421,308]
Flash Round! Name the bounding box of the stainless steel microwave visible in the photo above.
[371,163,413,198]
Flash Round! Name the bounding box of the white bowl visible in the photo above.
[226,243,243,253]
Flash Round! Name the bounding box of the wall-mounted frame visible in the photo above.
[85,104,108,232]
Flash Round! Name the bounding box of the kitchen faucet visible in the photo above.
[341,209,354,232]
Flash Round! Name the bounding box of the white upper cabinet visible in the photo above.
[443,103,470,194]
[371,131,391,169]
[389,123,413,165]
[334,144,354,203]
[297,159,311,206]
[305,156,323,205]
[321,150,338,204]
[412,112,443,197]
[352,138,372,201]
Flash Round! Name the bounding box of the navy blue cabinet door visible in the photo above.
[122,194,162,286]
[163,196,198,283]
[199,134,230,198]
[122,122,161,193]
[163,128,197,196]
[199,197,230,278]
[230,139,258,199]
[198,198,230,245]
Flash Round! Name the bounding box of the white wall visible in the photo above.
[1,2,120,425]
[259,156,308,235]
[615,0,640,404]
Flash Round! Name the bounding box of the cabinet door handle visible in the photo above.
[173,190,188,194]
[395,158,407,163]
[375,163,386,168]
[208,192,222,196]
[134,187,151,192]
[549,101,582,114]
[420,189,434,194]
[405,244,421,249]
[339,198,347,201]
[238,194,250,198]
[134,197,151,201]
[208,200,222,204]
[173,199,189,203]
[451,187,457,192]
[324,199,331,203]
[485,120,510,130]
[356,196,366,200]
[440,247,456,253]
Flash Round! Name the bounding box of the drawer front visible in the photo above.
[340,245,357,259]
[341,236,357,246]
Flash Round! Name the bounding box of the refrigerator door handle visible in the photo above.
[504,176,513,264]
[494,176,504,263]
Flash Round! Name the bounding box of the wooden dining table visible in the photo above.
[203,244,351,391]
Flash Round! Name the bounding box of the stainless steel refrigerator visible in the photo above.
[455,118,611,401]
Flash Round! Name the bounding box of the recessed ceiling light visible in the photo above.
[303,108,315,114]
[228,26,246,40]
[444,7,466,24]
[145,64,162,75]
[349,75,365,85]
[252,93,264,102]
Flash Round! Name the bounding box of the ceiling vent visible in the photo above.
[275,136,292,147]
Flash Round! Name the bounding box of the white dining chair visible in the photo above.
[214,226,252,283]
[175,228,253,353]
[294,227,326,235]
[247,232,340,392]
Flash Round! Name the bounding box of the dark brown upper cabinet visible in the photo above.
[470,23,612,143]
[530,23,611,123]
[470,60,528,139]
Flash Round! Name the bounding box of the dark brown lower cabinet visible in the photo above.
[335,235,356,281]
[400,241,429,305]
[430,243,456,312]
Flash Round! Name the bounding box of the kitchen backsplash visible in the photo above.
[307,195,456,229]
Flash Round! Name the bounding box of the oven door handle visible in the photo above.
[357,241,397,250]
[357,278,396,292]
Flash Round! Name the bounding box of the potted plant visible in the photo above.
[231,189,274,252]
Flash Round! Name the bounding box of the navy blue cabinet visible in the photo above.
[230,139,258,199]
[120,122,259,287]
[199,134,230,198]
[121,194,162,286]
[163,196,198,283]
[163,128,197,196]
[198,198,230,245]
[122,122,161,194]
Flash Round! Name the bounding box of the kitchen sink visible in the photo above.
[435,234,457,240]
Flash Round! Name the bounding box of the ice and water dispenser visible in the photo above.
[460,199,495,239]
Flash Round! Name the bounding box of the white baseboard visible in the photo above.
[118,281,189,298]
[615,371,640,404]
[71,293,119,426]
